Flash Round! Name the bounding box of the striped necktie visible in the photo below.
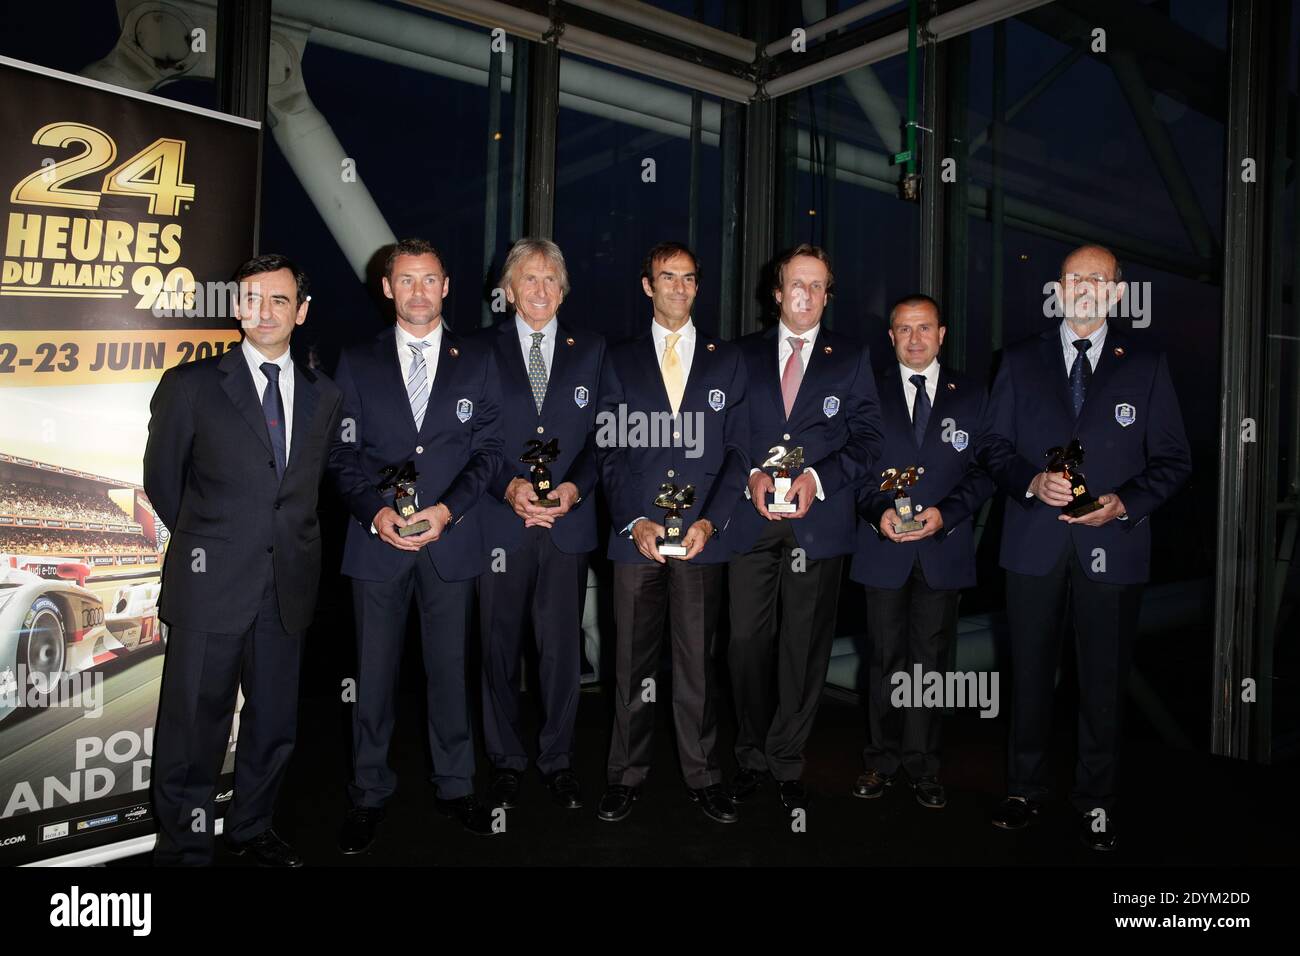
[407,340,431,430]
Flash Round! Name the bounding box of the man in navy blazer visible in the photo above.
[849,294,994,810]
[595,241,749,825]
[981,245,1191,850]
[330,239,504,850]
[726,244,883,813]
[476,239,606,812]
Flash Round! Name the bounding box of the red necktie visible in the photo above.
[781,337,806,418]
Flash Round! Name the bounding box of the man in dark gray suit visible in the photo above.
[145,254,342,866]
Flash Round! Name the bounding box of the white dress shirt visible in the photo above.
[652,315,696,381]
[623,317,697,536]
[748,320,825,501]
[396,321,442,392]
[1059,318,1107,374]
[899,358,940,422]
[517,313,558,376]
[241,337,295,460]
[776,319,820,378]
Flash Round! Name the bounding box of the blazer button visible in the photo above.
[267,460,274,469]
[667,469,675,478]
[783,433,791,441]
[537,425,544,434]
[416,445,424,454]
[266,545,273,554]
[274,502,282,510]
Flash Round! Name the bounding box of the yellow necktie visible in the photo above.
[662,331,685,415]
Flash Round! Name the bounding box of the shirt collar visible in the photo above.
[778,320,820,350]
[397,321,442,350]
[652,316,695,346]
[899,358,939,387]
[242,336,292,373]
[516,313,558,344]
[1059,318,1107,354]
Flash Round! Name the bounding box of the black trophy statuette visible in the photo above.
[379,461,431,537]
[761,444,804,514]
[880,465,926,533]
[1045,439,1103,517]
[653,482,696,557]
[521,437,562,508]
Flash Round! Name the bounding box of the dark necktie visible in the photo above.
[1069,338,1092,418]
[261,362,287,479]
[910,373,930,447]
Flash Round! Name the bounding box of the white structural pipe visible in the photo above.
[767,0,1055,97]
[765,0,903,57]
[565,0,755,62]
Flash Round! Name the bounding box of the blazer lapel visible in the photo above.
[643,333,673,412]
[919,365,953,450]
[1037,329,1076,423]
[542,322,574,413]
[218,346,273,456]
[761,324,785,419]
[286,363,320,476]
[1078,326,1123,424]
[379,328,420,439]
[418,325,458,441]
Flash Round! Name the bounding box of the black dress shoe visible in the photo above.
[597,784,639,822]
[338,806,385,855]
[852,769,894,799]
[777,779,808,812]
[490,768,522,809]
[990,795,1041,830]
[911,776,947,809]
[225,828,303,867]
[688,783,739,823]
[1080,810,1117,851]
[729,767,770,804]
[435,793,498,836]
[544,769,583,810]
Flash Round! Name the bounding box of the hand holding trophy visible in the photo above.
[520,437,561,508]
[761,444,804,515]
[1044,439,1103,517]
[880,465,926,534]
[378,461,431,536]
[653,482,696,557]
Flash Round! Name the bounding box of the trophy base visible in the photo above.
[535,497,561,508]
[769,502,797,514]
[398,520,431,537]
[1063,496,1104,518]
[895,518,924,533]
[658,544,688,557]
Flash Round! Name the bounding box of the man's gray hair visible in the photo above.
[499,238,571,297]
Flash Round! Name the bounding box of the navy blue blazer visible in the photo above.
[476,318,607,557]
[328,324,504,583]
[724,324,884,560]
[598,329,749,565]
[849,363,995,591]
[979,327,1192,585]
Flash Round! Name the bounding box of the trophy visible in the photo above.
[520,438,561,508]
[378,461,430,536]
[653,482,696,557]
[1045,439,1103,517]
[761,444,804,514]
[880,465,926,533]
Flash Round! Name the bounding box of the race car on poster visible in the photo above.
[0,556,162,722]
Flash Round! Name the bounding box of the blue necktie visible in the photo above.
[1069,338,1092,418]
[910,373,930,447]
[260,362,286,479]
